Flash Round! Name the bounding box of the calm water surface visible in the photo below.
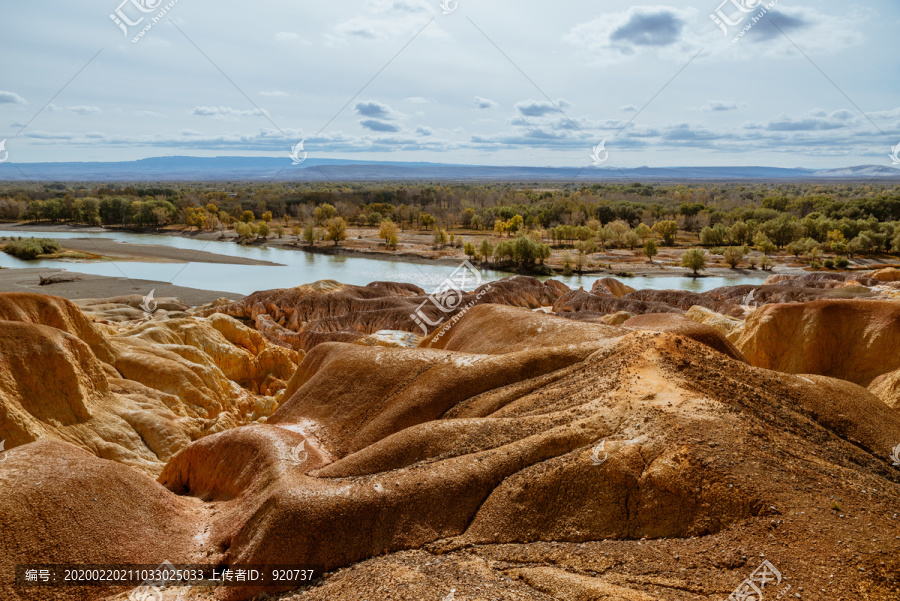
[0,230,768,296]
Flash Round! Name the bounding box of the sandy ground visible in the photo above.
[0,268,242,305]
[54,238,284,265]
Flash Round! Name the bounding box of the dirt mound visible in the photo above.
[765,272,880,287]
[560,309,635,326]
[0,293,297,474]
[684,305,745,342]
[870,267,900,282]
[473,275,568,307]
[200,278,567,352]
[736,299,900,386]
[5,288,900,601]
[704,283,870,305]
[592,277,636,298]
[154,307,900,600]
[622,313,745,361]
[0,292,115,362]
[420,304,623,355]
[0,440,205,601]
[624,289,744,317]
[553,289,683,316]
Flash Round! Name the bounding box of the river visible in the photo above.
[0,230,769,296]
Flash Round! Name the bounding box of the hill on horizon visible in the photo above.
[1,155,899,182]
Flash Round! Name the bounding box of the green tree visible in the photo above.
[723,246,745,268]
[644,239,658,262]
[680,248,707,275]
[314,204,337,224]
[652,220,678,246]
[479,238,494,263]
[302,219,318,246]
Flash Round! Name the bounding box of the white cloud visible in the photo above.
[514,99,573,118]
[474,96,499,110]
[0,91,27,105]
[565,6,698,62]
[191,106,266,119]
[701,101,739,112]
[275,32,312,45]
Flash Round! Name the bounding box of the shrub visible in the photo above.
[824,259,835,269]
[835,256,850,269]
[643,239,658,262]
[680,248,707,275]
[723,247,745,268]
[3,237,61,260]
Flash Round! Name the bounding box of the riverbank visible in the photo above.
[0,268,242,304]
[2,227,284,266]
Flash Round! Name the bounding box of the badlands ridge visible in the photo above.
[1,270,899,600]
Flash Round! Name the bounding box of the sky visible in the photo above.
[1,0,898,169]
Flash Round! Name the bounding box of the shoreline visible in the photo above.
[0,268,242,305]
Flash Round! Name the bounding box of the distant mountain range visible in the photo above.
[1,156,899,182]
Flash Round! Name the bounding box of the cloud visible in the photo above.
[741,109,868,132]
[609,6,687,47]
[46,104,101,115]
[405,96,433,104]
[332,0,442,43]
[191,106,265,119]
[133,110,164,118]
[274,32,312,44]
[0,91,27,105]
[360,119,403,132]
[621,105,637,112]
[565,6,695,60]
[717,7,867,58]
[69,106,102,115]
[701,101,739,112]
[415,125,433,136]
[355,100,399,119]
[474,96,499,110]
[514,99,573,118]
[740,10,809,42]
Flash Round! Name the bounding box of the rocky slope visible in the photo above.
[0,273,899,601]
